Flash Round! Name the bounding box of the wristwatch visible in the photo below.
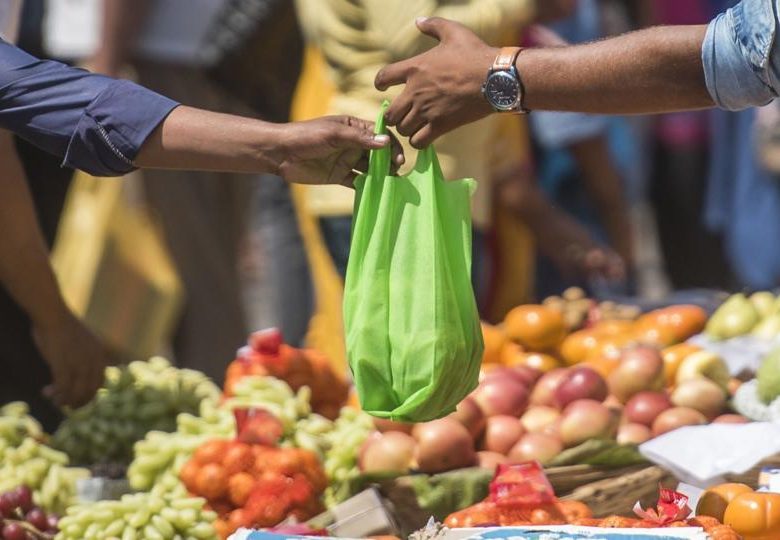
[481,47,528,113]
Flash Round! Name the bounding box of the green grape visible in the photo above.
[52,357,221,464]
[322,407,374,507]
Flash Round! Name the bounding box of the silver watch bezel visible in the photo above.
[482,68,522,112]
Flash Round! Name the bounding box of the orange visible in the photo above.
[481,322,508,365]
[560,329,601,366]
[228,471,257,507]
[346,388,361,410]
[193,439,230,465]
[500,342,525,366]
[636,305,707,345]
[697,483,754,522]
[223,442,255,476]
[195,462,229,501]
[591,333,635,358]
[513,352,561,373]
[504,305,567,351]
[592,320,635,336]
[585,349,622,378]
[179,458,201,493]
[661,343,700,386]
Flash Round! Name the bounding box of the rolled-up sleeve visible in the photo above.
[0,39,178,176]
[702,0,778,111]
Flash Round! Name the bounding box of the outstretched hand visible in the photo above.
[276,116,405,187]
[374,17,497,149]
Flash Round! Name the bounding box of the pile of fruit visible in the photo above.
[55,491,217,540]
[0,485,60,540]
[697,483,780,540]
[0,404,89,515]
[52,358,220,464]
[128,374,333,497]
[224,329,349,420]
[358,336,744,476]
[180,438,326,539]
[542,287,640,332]
[706,291,780,340]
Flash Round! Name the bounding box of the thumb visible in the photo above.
[415,16,455,42]
[332,125,390,150]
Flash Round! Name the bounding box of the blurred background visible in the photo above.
[13,0,778,381]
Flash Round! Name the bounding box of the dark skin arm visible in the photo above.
[87,0,151,76]
[569,135,634,267]
[375,17,711,148]
[0,131,108,407]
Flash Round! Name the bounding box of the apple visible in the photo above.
[624,391,673,427]
[554,366,608,408]
[608,346,665,403]
[559,399,617,447]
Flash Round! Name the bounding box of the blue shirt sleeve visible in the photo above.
[702,0,779,111]
[0,39,178,176]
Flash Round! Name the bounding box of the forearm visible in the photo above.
[569,136,633,262]
[0,132,69,328]
[518,25,712,114]
[135,106,282,174]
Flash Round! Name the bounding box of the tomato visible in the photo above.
[228,471,256,507]
[723,492,780,540]
[178,458,201,494]
[697,483,754,521]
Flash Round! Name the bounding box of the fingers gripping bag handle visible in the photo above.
[344,101,484,423]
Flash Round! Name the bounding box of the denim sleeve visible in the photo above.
[702,0,779,111]
[0,39,178,176]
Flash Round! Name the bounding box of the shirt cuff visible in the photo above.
[63,79,179,177]
[702,7,777,111]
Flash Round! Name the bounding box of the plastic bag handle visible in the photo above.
[367,100,392,179]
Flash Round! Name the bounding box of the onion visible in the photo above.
[624,391,673,427]
[520,406,560,433]
[507,433,563,465]
[359,432,416,473]
[471,377,529,417]
[559,399,617,447]
[713,414,749,424]
[414,418,476,473]
[554,367,608,409]
[482,415,525,454]
[530,368,569,408]
[671,378,726,419]
[374,418,414,434]
[476,451,508,471]
[449,397,486,438]
[616,423,653,445]
[652,407,707,437]
[608,346,665,403]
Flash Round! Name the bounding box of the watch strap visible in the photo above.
[492,46,522,71]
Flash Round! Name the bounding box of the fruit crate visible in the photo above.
[559,465,674,518]
[349,463,663,535]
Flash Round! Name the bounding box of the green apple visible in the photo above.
[705,293,760,340]
[676,350,731,391]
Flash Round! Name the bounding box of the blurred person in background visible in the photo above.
[525,8,635,300]
[294,0,626,315]
[0,4,401,425]
[88,0,281,381]
[0,0,109,431]
[646,0,736,291]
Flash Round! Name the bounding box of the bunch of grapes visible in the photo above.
[0,404,44,448]
[321,407,374,507]
[55,492,217,540]
[0,439,89,515]
[52,357,220,464]
[129,376,333,498]
[0,486,59,540]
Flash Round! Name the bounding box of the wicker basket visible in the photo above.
[560,465,675,518]
[724,453,780,488]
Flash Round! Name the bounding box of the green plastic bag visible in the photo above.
[343,101,484,422]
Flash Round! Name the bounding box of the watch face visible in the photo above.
[485,71,521,111]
